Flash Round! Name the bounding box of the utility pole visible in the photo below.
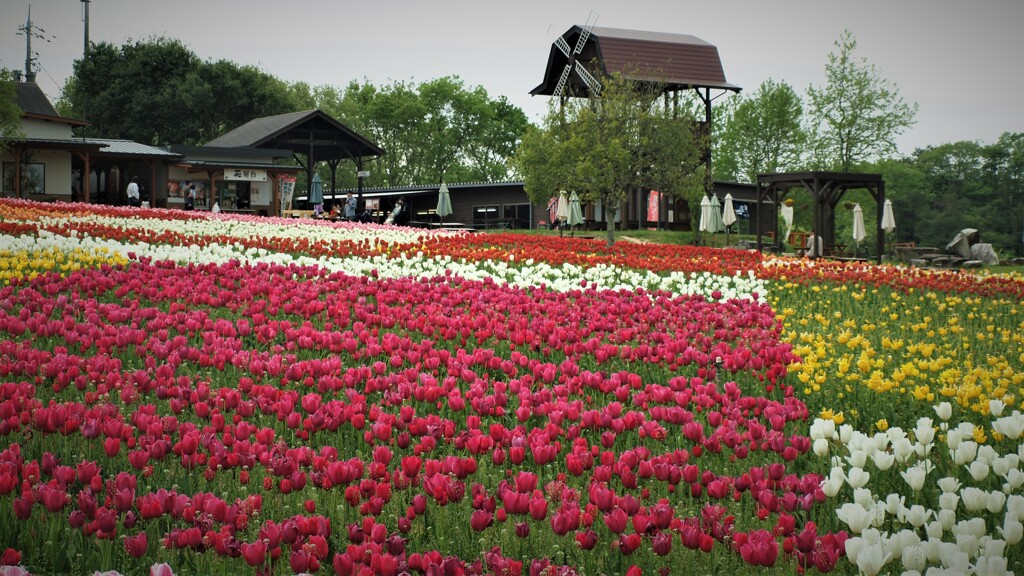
[82,0,91,58]
[16,6,54,83]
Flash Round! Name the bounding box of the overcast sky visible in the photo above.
[3,0,1022,155]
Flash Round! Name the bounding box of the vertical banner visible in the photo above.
[279,176,296,214]
[647,190,661,223]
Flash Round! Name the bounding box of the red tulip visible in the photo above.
[124,532,148,558]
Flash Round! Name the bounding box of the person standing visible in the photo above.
[806,228,823,258]
[126,176,141,207]
[343,192,358,219]
[185,182,196,210]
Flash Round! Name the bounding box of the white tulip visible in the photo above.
[870,502,888,528]
[953,532,980,557]
[886,493,906,515]
[956,422,977,439]
[853,487,876,508]
[954,517,987,539]
[901,544,927,573]
[973,556,1012,576]
[977,445,998,465]
[890,529,921,558]
[1003,468,1024,490]
[992,456,1012,478]
[961,487,989,512]
[915,417,936,445]
[871,432,891,452]
[998,517,1022,545]
[937,477,962,493]
[946,428,962,451]
[901,465,927,492]
[892,438,916,463]
[813,437,829,456]
[938,492,959,512]
[938,509,957,531]
[872,450,895,471]
[922,537,943,563]
[926,520,945,539]
[847,449,868,469]
[899,504,931,528]
[840,423,854,444]
[837,502,873,533]
[967,460,990,482]
[847,466,870,489]
[989,399,1006,417]
[986,490,1006,514]
[953,441,978,465]
[939,547,969,573]
[981,538,1005,559]
[854,541,892,576]
[887,426,908,444]
[935,402,953,420]
[992,411,1024,440]
[1007,494,1024,519]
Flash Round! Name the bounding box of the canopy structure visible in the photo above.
[755,172,885,263]
[205,109,385,198]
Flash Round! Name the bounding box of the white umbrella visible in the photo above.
[435,182,452,225]
[698,195,711,232]
[852,203,866,253]
[722,193,737,244]
[881,199,896,233]
[722,194,737,228]
[780,204,794,245]
[556,190,570,237]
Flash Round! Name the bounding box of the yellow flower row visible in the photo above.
[772,281,1024,430]
[0,246,129,283]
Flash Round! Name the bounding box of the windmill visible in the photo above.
[551,12,601,98]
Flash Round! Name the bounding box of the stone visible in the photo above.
[970,243,999,265]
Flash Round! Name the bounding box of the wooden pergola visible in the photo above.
[755,172,886,264]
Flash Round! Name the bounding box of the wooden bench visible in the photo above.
[281,210,315,219]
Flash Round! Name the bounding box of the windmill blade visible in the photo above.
[554,36,572,57]
[553,64,572,97]
[575,65,602,95]
[574,11,598,54]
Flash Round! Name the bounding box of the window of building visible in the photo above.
[473,205,500,228]
[502,204,532,229]
[2,162,45,195]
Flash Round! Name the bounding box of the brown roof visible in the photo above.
[531,25,740,97]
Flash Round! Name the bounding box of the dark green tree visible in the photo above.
[715,79,806,183]
[807,30,917,170]
[514,74,704,245]
[0,69,25,155]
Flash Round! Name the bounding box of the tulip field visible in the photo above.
[0,198,1022,576]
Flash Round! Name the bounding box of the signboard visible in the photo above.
[357,170,371,178]
[279,176,297,213]
[225,168,268,182]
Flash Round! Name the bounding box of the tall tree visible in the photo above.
[59,37,295,145]
[807,30,917,170]
[515,74,704,245]
[333,77,527,188]
[715,79,805,183]
[0,69,25,155]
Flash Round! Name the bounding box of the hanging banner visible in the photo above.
[279,176,297,213]
[647,190,661,222]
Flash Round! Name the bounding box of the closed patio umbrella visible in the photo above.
[309,173,324,216]
[852,203,866,254]
[709,194,725,234]
[722,193,737,244]
[435,182,452,226]
[881,199,896,234]
[698,195,711,244]
[556,190,570,237]
[567,191,584,236]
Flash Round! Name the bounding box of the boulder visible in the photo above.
[970,243,999,265]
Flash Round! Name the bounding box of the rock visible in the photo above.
[909,259,926,267]
[969,243,999,265]
[961,260,983,268]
